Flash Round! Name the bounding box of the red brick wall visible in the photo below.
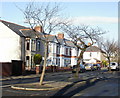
[0,62,12,77]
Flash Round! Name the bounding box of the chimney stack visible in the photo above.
[57,33,64,39]
[88,42,91,46]
[34,26,42,32]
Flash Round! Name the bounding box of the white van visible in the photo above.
[109,62,119,71]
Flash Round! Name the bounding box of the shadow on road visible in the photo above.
[50,77,99,97]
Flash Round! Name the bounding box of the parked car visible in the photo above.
[93,64,101,70]
[108,62,119,71]
[72,64,86,73]
[85,63,94,71]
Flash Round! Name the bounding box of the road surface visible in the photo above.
[1,69,120,97]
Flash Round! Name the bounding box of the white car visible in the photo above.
[109,62,119,71]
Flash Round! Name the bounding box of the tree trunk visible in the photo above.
[108,57,111,71]
[75,50,84,77]
[39,42,48,85]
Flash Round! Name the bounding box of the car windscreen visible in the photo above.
[111,63,116,66]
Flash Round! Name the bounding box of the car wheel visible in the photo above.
[117,68,119,71]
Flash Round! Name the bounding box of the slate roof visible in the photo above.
[1,20,46,40]
[85,46,101,52]
[65,39,76,47]
[0,20,29,37]
[47,35,76,47]
[0,20,78,48]
[21,29,44,39]
[57,38,65,44]
[47,36,57,42]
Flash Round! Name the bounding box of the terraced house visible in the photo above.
[0,20,44,76]
[47,33,78,67]
[0,20,78,76]
[0,20,105,76]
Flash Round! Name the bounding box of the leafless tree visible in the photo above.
[62,24,106,76]
[98,39,118,70]
[118,45,120,64]
[21,2,68,85]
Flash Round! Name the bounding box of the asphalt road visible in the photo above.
[73,77,119,97]
[1,69,120,97]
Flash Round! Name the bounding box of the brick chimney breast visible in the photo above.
[34,26,42,32]
[57,33,64,39]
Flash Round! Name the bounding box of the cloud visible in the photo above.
[71,16,118,25]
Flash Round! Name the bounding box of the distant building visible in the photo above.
[83,46,105,64]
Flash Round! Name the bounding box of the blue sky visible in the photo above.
[0,1,118,41]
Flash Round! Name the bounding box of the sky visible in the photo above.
[0,0,118,41]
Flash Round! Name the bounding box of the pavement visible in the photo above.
[0,74,41,81]
[0,67,108,81]
[10,76,99,91]
[0,71,73,81]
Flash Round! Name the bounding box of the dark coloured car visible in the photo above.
[93,64,101,70]
[72,64,86,73]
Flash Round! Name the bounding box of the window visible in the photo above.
[56,58,60,66]
[70,48,72,56]
[53,43,56,53]
[64,59,66,66]
[26,56,29,67]
[56,45,60,54]
[64,59,71,67]
[31,56,34,68]
[26,56,29,60]
[37,41,40,51]
[90,52,92,57]
[66,48,68,55]
[31,39,36,51]
[53,58,56,65]
[48,44,52,53]
[27,42,30,50]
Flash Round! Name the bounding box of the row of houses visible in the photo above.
[0,20,105,75]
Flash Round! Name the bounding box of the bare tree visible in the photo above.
[98,39,118,70]
[21,2,68,85]
[62,24,106,77]
[118,46,120,65]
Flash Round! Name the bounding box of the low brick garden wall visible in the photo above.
[45,66,72,72]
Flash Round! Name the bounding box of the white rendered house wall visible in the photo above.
[83,52,101,63]
[0,22,21,62]
[71,48,77,66]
